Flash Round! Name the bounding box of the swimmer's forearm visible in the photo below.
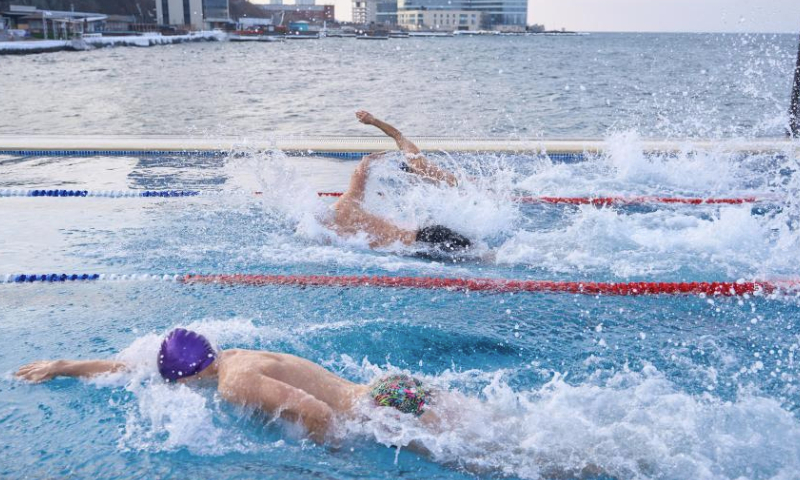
[56,360,127,377]
[407,156,458,187]
[294,396,334,443]
[368,117,403,140]
[16,359,126,383]
[369,118,422,155]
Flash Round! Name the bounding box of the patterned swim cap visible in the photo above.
[158,328,216,382]
[370,374,430,416]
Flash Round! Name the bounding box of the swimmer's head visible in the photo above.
[416,225,472,253]
[158,328,216,382]
[371,374,431,416]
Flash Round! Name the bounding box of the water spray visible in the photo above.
[790,32,800,137]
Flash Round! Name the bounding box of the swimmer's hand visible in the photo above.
[356,110,376,125]
[15,359,126,382]
[15,361,62,383]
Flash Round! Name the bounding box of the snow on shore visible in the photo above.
[0,31,226,55]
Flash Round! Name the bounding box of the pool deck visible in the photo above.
[0,135,798,155]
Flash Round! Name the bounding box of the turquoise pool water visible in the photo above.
[1,146,800,479]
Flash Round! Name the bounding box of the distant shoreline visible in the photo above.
[0,31,224,55]
[2,29,792,56]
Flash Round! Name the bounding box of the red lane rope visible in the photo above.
[519,196,760,205]
[182,274,797,296]
[315,192,761,205]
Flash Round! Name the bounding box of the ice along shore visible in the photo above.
[0,31,225,55]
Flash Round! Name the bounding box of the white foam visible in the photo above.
[518,132,776,198]
[334,358,800,480]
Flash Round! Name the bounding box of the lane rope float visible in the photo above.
[0,189,767,206]
[2,272,797,297]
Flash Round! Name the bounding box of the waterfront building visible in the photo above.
[1,4,106,38]
[351,0,372,25]
[397,0,457,10]
[239,17,274,28]
[203,0,233,29]
[353,0,397,25]
[104,15,136,33]
[157,0,202,29]
[156,0,232,30]
[397,8,481,31]
[396,0,524,30]
[257,4,334,26]
[375,0,397,25]
[468,0,525,30]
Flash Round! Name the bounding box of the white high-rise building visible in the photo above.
[398,0,524,28]
[352,0,396,24]
[352,0,375,24]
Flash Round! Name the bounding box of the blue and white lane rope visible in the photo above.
[2,273,181,283]
[0,189,206,198]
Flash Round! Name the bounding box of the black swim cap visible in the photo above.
[416,225,472,253]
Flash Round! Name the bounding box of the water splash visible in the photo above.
[336,358,800,480]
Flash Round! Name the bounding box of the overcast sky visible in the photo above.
[531,0,800,33]
[269,0,800,32]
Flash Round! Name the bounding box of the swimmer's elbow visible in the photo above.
[294,396,334,443]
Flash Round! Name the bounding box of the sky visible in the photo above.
[530,0,800,33]
[256,0,800,32]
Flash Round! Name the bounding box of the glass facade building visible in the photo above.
[467,0,525,27]
[203,0,230,21]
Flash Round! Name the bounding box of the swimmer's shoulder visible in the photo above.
[221,349,283,364]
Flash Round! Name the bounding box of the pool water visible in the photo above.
[1,141,800,479]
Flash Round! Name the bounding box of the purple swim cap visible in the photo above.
[158,328,216,382]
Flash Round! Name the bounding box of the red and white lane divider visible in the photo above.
[182,274,797,296]
[4,272,797,297]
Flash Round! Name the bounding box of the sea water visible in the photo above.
[0,33,797,138]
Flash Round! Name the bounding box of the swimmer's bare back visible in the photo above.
[16,349,368,443]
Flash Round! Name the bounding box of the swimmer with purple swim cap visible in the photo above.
[16,329,607,478]
[16,328,434,442]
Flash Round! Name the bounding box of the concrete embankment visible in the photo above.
[0,31,225,55]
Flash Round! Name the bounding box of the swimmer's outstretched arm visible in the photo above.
[356,110,458,187]
[218,372,333,443]
[15,359,127,383]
